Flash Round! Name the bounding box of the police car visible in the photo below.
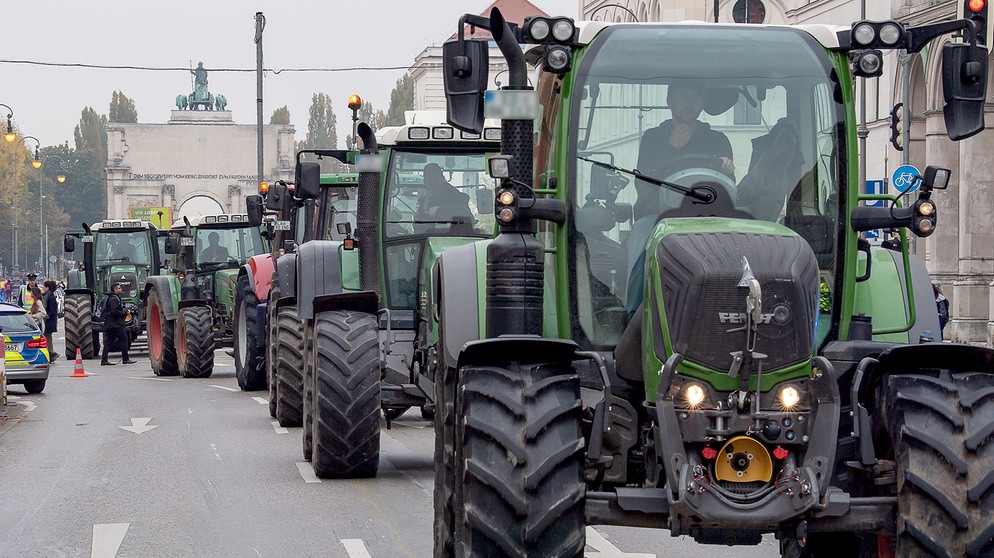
[1,301,50,393]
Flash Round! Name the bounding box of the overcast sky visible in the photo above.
[1,0,579,151]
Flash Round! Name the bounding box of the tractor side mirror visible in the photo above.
[476,188,494,211]
[443,38,490,133]
[296,162,321,200]
[941,42,988,141]
[63,235,76,253]
[164,234,179,255]
[246,195,264,227]
[266,181,287,211]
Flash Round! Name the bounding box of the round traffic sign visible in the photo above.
[892,164,921,194]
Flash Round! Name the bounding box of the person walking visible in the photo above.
[101,283,137,366]
[42,280,60,362]
[28,286,48,332]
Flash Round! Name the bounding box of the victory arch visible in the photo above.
[104,104,295,223]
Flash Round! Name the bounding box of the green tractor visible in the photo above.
[63,220,161,359]
[288,119,499,478]
[432,10,994,557]
[235,170,359,400]
[144,215,268,378]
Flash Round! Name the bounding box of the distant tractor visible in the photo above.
[144,215,268,379]
[63,220,161,359]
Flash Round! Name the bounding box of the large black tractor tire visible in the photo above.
[455,362,585,557]
[266,279,281,418]
[147,288,178,377]
[884,372,994,558]
[233,276,266,391]
[275,305,305,427]
[175,306,215,379]
[434,355,458,558]
[63,293,95,360]
[310,310,381,479]
[302,319,315,461]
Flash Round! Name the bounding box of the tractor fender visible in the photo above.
[243,253,275,301]
[67,268,85,289]
[296,240,347,320]
[437,241,488,368]
[145,275,181,321]
[852,247,940,342]
[274,251,298,303]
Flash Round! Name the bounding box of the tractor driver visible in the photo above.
[200,231,230,262]
[416,163,473,233]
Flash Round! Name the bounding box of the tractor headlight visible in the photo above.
[685,384,706,408]
[878,21,903,45]
[529,19,551,41]
[551,19,575,42]
[779,385,801,409]
[545,46,572,72]
[918,200,935,215]
[856,50,883,75]
[852,22,876,46]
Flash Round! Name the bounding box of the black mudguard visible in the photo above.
[145,275,179,321]
[436,242,486,368]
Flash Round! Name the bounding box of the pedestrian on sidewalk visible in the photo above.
[101,283,137,366]
[43,280,61,362]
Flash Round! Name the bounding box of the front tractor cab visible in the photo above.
[62,219,160,360]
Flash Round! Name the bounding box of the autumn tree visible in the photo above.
[109,91,139,123]
[71,106,109,226]
[385,73,415,126]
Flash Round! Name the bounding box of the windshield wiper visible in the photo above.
[577,155,714,203]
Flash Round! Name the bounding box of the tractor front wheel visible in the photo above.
[175,306,215,379]
[884,372,994,558]
[234,276,265,391]
[455,362,585,557]
[147,288,178,377]
[63,293,95,360]
[310,310,380,479]
[275,305,304,427]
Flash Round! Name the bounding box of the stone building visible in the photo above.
[105,109,295,223]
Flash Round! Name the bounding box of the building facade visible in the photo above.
[105,110,295,223]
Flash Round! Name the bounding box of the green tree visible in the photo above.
[270,106,291,125]
[109,91,139,123]
[303,93,338,150]
[71,107,109,226]
[385,73,415,126]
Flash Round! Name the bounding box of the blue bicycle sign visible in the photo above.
[892,164,921,194]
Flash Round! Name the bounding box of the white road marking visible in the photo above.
[341,539,372,558]
[251,396,269,405]
[129,376,171,381]
[211,443,222,461]
[209,384,239,392]
[119,418,158,434]
[296,461,321,483]
[586,527,656,557]
[18,400,37,413]
[91,522,129,558]
[271,421,288,434]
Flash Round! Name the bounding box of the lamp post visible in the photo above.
[19,136,42,274]
[40,154,71,278]
[1,103,15,143]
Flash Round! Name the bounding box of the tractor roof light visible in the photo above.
[878,21,903,45]
[347,94,362,111]
[259,181,269,194]
[852,22,877,46]
[551,19,576,42]
[488,155,511,179]
[408,127,430,140]
[432,126,454,139]
[483,128,502,141]
[528,18,551,41]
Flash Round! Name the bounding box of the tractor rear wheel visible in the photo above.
[234,276,265,390]
[310,310,380,479]
[275,305,304,427]
[147,288,178,376]
[455,362,585,557]
[266,279,281,418]
[175,306,215,378]
[302,319,315,461]
[64,293,95,360]
[433,356,458,558]
[884,372,994,558]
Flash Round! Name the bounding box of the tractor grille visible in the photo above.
[113,272,139,299]
[656,231,819,372]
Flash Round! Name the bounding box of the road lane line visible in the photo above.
[130,377,172,381]
[341,539,372,558]
[91,523,129,558]
[251,396,269,405]
[296,461,321,483]
[271,421,289,434]
[585,527,655,557]
[209,384,239,392]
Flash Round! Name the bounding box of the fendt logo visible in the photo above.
[718,312,775,325]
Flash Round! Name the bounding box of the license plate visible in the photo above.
[5,343,20,352]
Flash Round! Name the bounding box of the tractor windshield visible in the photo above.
[95,231,154,267]
[195,226,266,268]
[383,151,497,239]
[566,25,844,347]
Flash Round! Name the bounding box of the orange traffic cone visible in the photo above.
[70,348,89,378]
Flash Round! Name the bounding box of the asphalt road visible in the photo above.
[0,326,780,558]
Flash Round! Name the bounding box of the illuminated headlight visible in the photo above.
[488,156,511,179]
[685,384,706,408]
[918,200,935,215]
[497,190,515,206]
[408,127,430,140]
[432,127,454,139]
[545,46,571,72]
[483,128,502,141]
[779,386,801,409]
[551,19,575,42]
[529,18,550,41]
[879,22,903,45]
[852,22,876,46]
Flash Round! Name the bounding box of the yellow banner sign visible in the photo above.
[129,207,172,228]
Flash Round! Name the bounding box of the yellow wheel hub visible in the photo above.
[714,435,773,483]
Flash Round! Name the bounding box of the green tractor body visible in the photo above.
[144,215,268,378]
[432,11,994,557]
[63,219,161,359]
[290,119,500,478]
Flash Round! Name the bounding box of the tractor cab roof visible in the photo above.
[170,214,253,229]
[570,20,847,49]
[89,220,157,233]
[376,111,502,148]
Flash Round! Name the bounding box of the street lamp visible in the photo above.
[40,154,71,278]
[1,103,15,143]
[348,94,362,149]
